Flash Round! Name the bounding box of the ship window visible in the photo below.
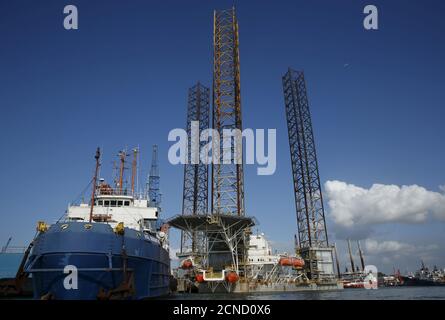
[104,200,110,206]
[143,218,156,231]
[124,201,130,206]
[98,200,103,206]
[110,200,117,207]
[118,200,123,206]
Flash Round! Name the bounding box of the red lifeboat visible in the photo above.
[279,257,292,266]
[279,257,305,268]
[195,274,204,283]
[225,272,239,283]
[180,259,193,269]
[292,258,305,268]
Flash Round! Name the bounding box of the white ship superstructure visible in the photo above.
[67,188,161,235]
[246,233,279,280]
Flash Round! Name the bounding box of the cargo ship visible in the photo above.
[24,148,171,299]
[401,261,445,286]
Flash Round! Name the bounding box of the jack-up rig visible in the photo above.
[282,69,337,284]
[168,8,342,293]
[169,8,255,293]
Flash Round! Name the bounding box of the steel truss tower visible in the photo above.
[283,68,328,248]
[212,7,244,217]
[169,8,255,290]
[283,69,335,281]
[148,145,161,208]
[180,83,210,256]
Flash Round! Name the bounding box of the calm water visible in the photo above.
[2,253,444,300]
[168,286,445,300]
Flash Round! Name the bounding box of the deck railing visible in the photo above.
[1,246,27,254]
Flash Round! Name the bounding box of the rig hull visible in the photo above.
[27,222,170,300]
[194,281,343,293]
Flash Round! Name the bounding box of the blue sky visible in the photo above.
[0,0,444,273]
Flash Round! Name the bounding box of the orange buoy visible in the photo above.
[195,274,204,283]
[180,259,193,269]
[225,272,239,283]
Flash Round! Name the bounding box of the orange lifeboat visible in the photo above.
[292,258,305,268]
[279,257,305,268]
[195,274,204,283]
[279,257,293,266]
[225,272,239,283]
[180,259,193,269]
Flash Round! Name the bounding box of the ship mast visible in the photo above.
[357,240,365,271]
[89,147,101,223]
[118,150,126,194]
[347,239,356,273]
[334,242,341,278]
[130,148,138,195]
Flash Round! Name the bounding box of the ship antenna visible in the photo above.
[148,145,160,207]
[89,147,101,223]
[131,148,138,196]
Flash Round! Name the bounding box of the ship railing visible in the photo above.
[96,188,134,196]
[27,267,134,273]
[94,188,149,200]
[1,246,27,254]
[200,269,226,282]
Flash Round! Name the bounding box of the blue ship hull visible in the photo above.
[26,222,170,299]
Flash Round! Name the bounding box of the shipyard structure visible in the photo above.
[169,8,342,293]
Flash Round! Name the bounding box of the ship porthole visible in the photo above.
[61,224,69,230]
[84,224,93,230]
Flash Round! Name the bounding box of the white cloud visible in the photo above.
[325,180,445,228]
[362,239,441,272]
[364,239,415,255]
